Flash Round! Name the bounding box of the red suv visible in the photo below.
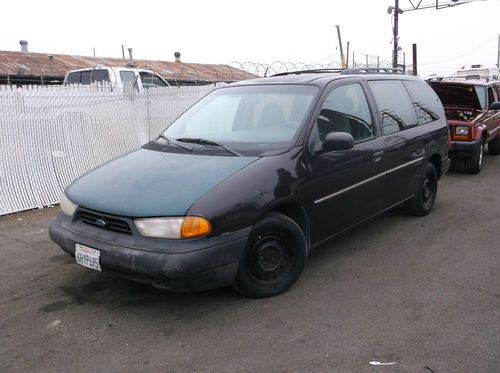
[429,78,500,173]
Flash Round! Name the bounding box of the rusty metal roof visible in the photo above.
[0,50,256,82]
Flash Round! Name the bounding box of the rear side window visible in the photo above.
[81,71,91,85]
[120,71,136,82]
[91,69,110,83]
[368,80,418,135]
[403,80,443,125]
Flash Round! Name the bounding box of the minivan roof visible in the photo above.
[230,70,424,88]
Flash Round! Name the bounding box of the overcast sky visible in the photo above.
[1,0,499,77]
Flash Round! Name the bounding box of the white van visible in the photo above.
[64,67,170,90]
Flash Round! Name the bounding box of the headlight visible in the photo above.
[455,126,469,136]
[60,194,78,216]
[134,216,211,239]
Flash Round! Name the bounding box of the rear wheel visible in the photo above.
[406,163,438,216]
[488,137,500,155]
[234,212,307,298]
[464,141,484,173]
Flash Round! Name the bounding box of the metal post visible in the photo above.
[497,34,500,69]
[346,41,350,68]
[377,56,380,68]
[392,0,399,68]
[412,43,418,76]
[366,54,369,68]
[336,25,346,68]
[121,45,125,59]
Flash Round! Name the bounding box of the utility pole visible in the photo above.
[336,25,346,69]
[497,34,499,69]
[412,43,418,76]
[392,0,400,68]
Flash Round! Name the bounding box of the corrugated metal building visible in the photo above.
[0,41,255,86]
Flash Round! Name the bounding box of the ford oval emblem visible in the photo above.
[95,219,107,228]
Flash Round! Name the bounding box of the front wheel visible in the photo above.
[464,141,484,173]
[234,212,307,298]
[488,137,500,155]
[405,163,438,216]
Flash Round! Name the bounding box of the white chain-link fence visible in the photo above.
[0,83,225,215]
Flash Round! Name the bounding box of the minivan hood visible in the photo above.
[66,149,258,217]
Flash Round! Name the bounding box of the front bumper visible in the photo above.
[449,140,481,158]
[49,212,250,292]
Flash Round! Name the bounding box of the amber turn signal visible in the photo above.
[181,216,211,238]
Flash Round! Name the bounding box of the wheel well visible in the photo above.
[272,205,311,250]
[428,154,441,179]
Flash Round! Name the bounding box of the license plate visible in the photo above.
[75,243,102,272]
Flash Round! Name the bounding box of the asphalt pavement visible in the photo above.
[1,155,499,372]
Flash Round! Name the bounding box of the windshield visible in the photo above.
[162,85,318,155]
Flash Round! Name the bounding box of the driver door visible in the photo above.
[302,82,386,243]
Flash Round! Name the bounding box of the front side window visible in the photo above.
[66,72,80,84]
[474,86,487,109]
[120,71,136,82]
[139,72,168,88]
[315,83,374,143]
[368,80,418,135]
[487,86,498,107]
[163,85,318,156]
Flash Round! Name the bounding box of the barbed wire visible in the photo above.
[228,54,396,77]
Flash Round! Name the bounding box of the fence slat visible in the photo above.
[0,83,223,215]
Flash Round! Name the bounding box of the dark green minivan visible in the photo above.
[50,69,450,297]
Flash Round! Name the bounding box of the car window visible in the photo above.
[315,83,374,143]
[474,86,487,109]
[487,86,498,107]
[496,84,500,101]
[120,71,136,82]
[80,71,91,85]
[91,69,110,83]
[368,80,418,135]
[66,72,80,84]
[139,72,168,88]
[403,80,443,125]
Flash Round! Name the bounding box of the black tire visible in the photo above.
[406,163,438,217]
[488,137,500,155]
[234,212,307,298]
[463,141,484,174]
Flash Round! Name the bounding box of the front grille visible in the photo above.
[79,211,132,235]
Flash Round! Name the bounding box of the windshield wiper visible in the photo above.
[176,137,242,156]
[158,134,193,152]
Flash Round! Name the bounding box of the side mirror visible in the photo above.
[490,101,500,111]
[322,132,354,152]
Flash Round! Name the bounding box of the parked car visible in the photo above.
[64,66,170,91]
[50,69,450,297]
[429,78,500,173]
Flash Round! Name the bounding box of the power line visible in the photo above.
[419,34,498,66]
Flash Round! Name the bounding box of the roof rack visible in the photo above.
[340,68,404,75]
[270,67,405,78]
[271,69,344,77]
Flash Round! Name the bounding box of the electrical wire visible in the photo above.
[419,35,498,66]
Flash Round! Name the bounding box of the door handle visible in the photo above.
[373,150,384,162]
